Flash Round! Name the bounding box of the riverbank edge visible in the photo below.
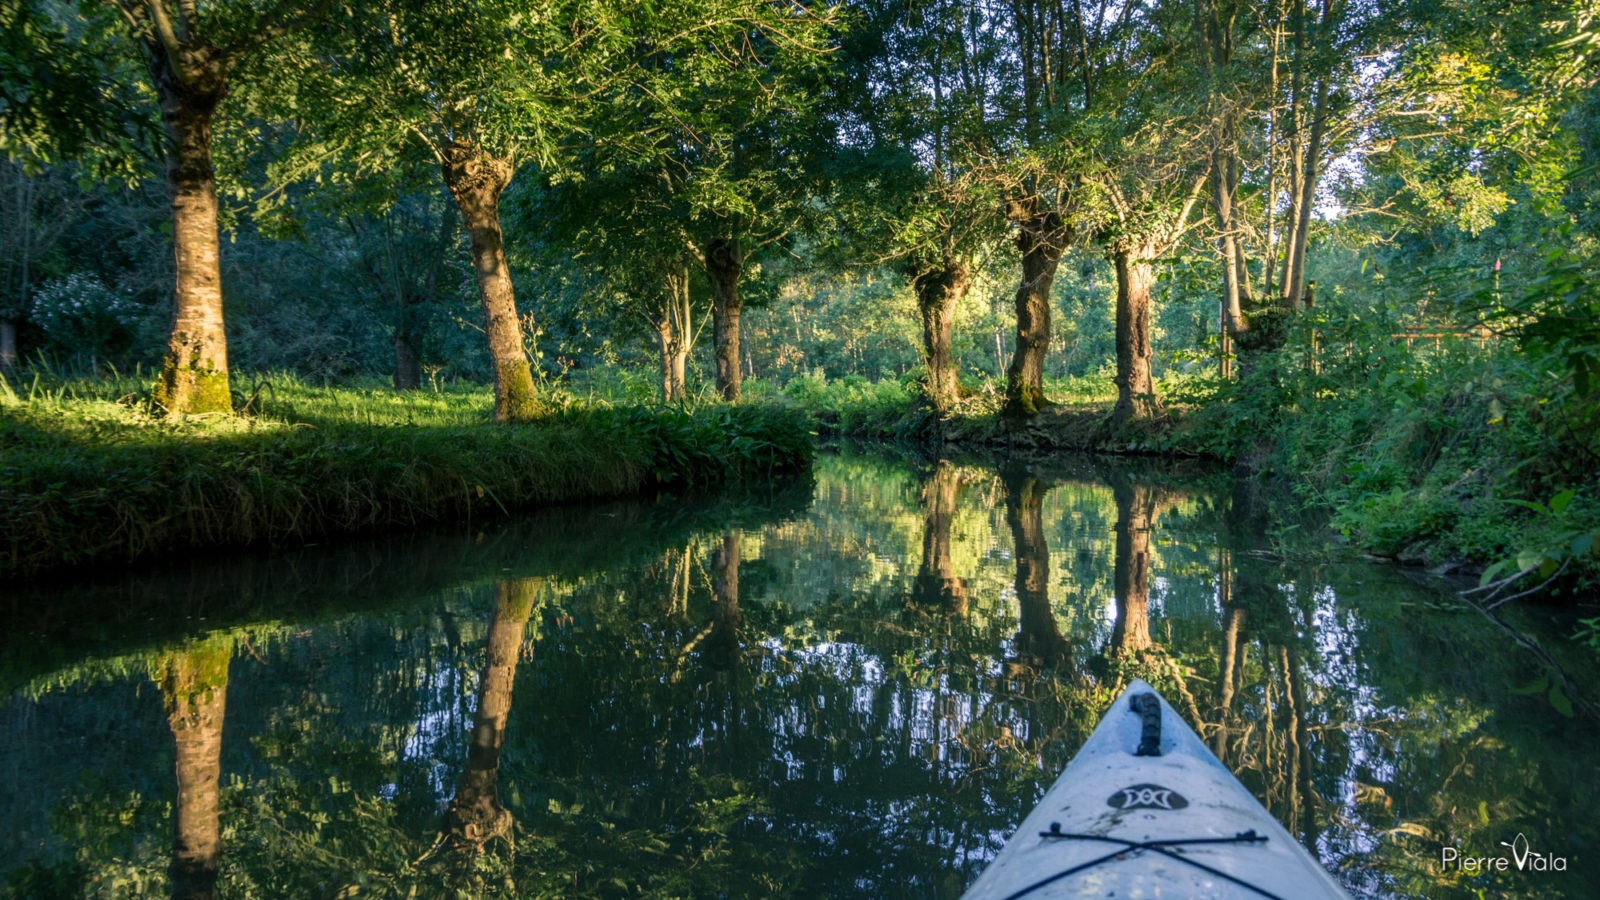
[809,398,1507,579]
[1,403,813,579]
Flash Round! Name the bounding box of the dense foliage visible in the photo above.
[2,0,1597,591]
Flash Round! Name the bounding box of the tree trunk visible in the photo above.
[704,238,743,402]
[1005,473,1067,665]
[0,318,16,378]
[1284,75,1329,310]
[1111,476,1155,655]
[152,81,231,418]
[913,259,972,411]
[912,462,969,615]
[703,532,742,670]
[447,578,541,847]
[1004,210,1068,417]
[392,329,421,390]
[1112,248,1161,427]
[654,316,679,402]
[160,643,231,900]
[1211,149,1248,339]
[441,142,536,423]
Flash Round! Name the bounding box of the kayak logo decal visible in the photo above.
[1107,783,1188,811]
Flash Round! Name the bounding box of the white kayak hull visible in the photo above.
[961,679,1348,899]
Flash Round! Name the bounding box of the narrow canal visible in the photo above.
[2,450,1594,898]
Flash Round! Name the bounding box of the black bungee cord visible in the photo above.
[996,828,1288,900]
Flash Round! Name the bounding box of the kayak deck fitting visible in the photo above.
[960,679,1349,899]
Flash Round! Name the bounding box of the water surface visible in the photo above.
[2,450,1595,898]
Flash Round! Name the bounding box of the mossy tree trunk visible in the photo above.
[1004,208,1069,417]
[441,141,536,423]
[704,237,743,402]
[1111,246,1162,428]
[703,532,742,670]
[1110,475,1156,656]
[1005,473,1068,665]
[447,578,542,847]
[159,642,231,900]
[912,462,969,615]
[913,259,972,411]
[147,44,231,418]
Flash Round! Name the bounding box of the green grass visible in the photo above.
[1,371,812,577]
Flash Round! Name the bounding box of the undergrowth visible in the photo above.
[1166,290,1599,596]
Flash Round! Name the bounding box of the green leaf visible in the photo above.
[1572,532,1596,558]
[1479,558,1511,587]
[1549,489,1577,517]
[1549,683,1574,718]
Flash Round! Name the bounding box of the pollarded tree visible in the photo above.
[1070,0,1211,427]
[269,0,599,421]
[591,2,838,403]
[824,0,1011,411]
[7,0,324,415]
[276,0,832,417]
[988,0,1160,417]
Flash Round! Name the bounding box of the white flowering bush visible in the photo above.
[29,273,145,362]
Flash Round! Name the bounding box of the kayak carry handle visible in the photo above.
[1129,693,1162,756]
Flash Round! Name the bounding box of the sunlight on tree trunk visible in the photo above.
[152,75,230,418]
[650,264,694,403]
[1004,208,1068,417]
[914,260,971,411]
[1112,248,1162,427]
[441,142,535,423]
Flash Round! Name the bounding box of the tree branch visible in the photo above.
[146,0,186,60]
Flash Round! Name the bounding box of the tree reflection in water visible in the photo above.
[445,577,544,851]
[158,639,231,900]
[3,453,1599,899]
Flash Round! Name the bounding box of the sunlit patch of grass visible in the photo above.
[1,370,812,577]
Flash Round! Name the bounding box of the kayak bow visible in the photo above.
[961,679,1348,900]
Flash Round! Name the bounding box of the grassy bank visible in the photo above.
[0,372,812,578]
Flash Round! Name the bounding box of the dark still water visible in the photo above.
[2,450,1596,899]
